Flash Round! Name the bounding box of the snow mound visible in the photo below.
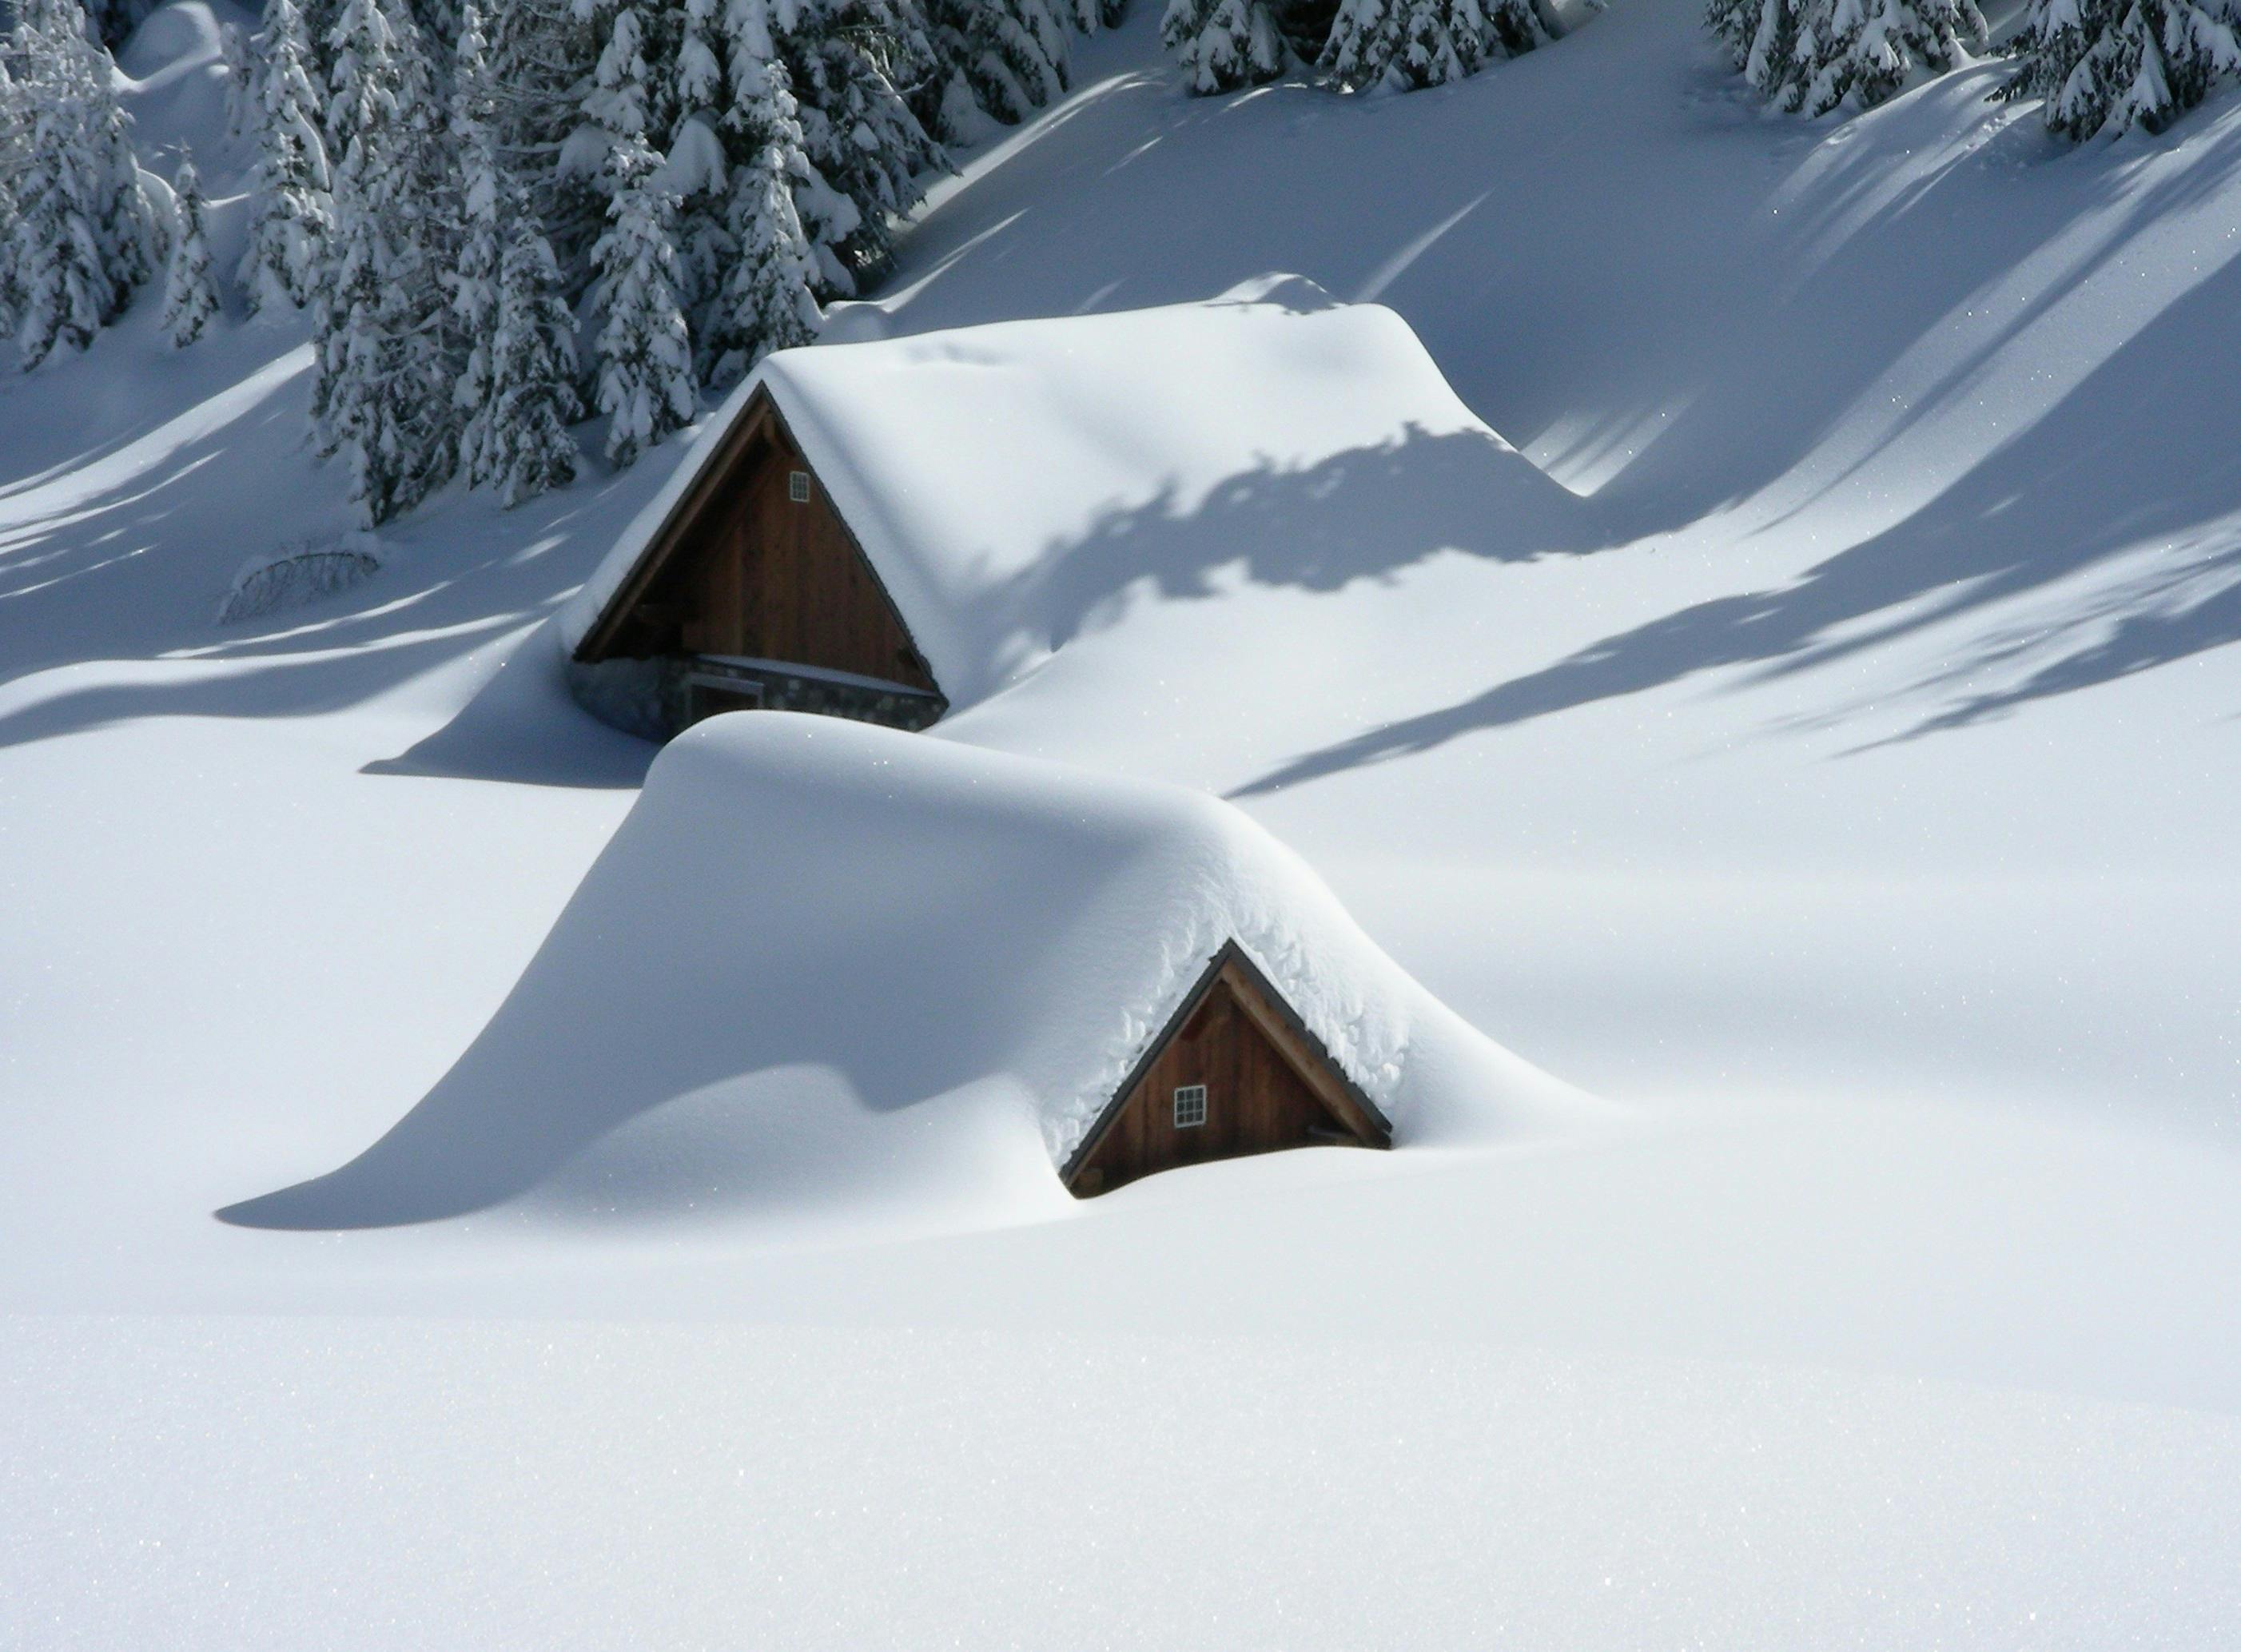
[217,537,384,623]
[222,714,1580,1235]
[562,285,1582,708]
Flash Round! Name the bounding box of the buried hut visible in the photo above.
[559,280,1579,742]
[221,717,1574,1229]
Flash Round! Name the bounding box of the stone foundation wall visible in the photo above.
[565,653,945,741]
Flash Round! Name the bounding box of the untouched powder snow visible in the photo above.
[566,281,1582,707]
[7,0,2241,1646]
[223,713,1579,1234]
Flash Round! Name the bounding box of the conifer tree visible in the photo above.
[1706,0,1804,105]
[584,2,696,464]
[0,54,24,344]
[10,0,158,365]
[701,46,821,383]
[485,205,583,503]
[751,0,946,290]
[221,22,257,140]
[1322,0,1495,90]
[1160,0,1286,93]
[927,0,1070,125]
[1788,0,1983,114]
[591,142,696,465]
[316,0,456,519]
[161,149,218,346]
[1997,0,2241,137]
[239,0,334,314]
[448,0,506,483]
[722,0,865,298]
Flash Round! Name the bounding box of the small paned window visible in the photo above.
[787,470,812,504]
[1173,1085,1208,1129]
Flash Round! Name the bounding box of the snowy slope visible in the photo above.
[5,0,2241,1646]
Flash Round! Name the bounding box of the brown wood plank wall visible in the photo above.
[676,428,936,692]
[1073,973,1353,1196]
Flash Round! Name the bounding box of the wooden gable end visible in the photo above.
[1063,942,1392,1199]
[575,388,940,697]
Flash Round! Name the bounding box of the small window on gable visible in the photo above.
[787,470,811,504]
[1173,1085,1208,1129]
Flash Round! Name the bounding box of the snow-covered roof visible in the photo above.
[226,714,1579,1234]
[561,278,1577,707]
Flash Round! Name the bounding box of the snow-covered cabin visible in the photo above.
[224,716,1577,1231]
[559,281,1574,739]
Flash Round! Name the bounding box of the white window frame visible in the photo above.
[787,470,812,504]
[1172,1085,1208,1129]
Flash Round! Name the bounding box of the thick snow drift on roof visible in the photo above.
[561,280,1580,705]
[225,714,1579,1235]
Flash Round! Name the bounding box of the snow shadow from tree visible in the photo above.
[0,340,654,786]
[1236,129,2241,794]
[977,420,1596,667]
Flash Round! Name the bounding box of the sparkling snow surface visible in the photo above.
[5,0,2241,1646]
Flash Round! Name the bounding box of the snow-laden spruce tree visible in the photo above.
[591,147,695,465]
[238,0,334,314]
[221,22,258,139]
[1997,0,2241,137]
[1706,0,1803,105]
[750,0,946,292]
[485,204,583,504]
[160,149,218,346]
[10,0,160,365]
[1323,0,1542,90]
[701,46,821,383]
[316,0,456,520]
[721,0,866,298]
[1787,0,1984,113]
[926,0,1071,127]
[1160,0,1286,93]
[586,4,696,465]
[0,52,23,343]
[448,0,506,484]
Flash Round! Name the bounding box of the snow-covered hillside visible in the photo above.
[5,0,2240,1646]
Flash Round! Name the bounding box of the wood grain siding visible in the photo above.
[575,387,940,699]
[1065,944,1391,1197]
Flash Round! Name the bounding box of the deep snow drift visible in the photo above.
[226,715,1576,1232]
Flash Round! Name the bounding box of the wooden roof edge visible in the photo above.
[571,388,781,663]
[1214,942,1393,1148]
[1057,938,1394,1184]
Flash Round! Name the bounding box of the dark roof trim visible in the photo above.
[1059,938,1392,1182]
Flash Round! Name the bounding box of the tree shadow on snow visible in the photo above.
[1235,97,2241,794]
[0,332,663,786]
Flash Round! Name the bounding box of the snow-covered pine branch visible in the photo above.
[1996,0,2241,138]
[749,0,947,290]
[160,148,218,346]
[1788,0,1984,115]
[1706,0,1804,106]
[221,22,258,140]
[1161,0,1286,93]
[238,0,334,315]
[925,0,1071,131]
